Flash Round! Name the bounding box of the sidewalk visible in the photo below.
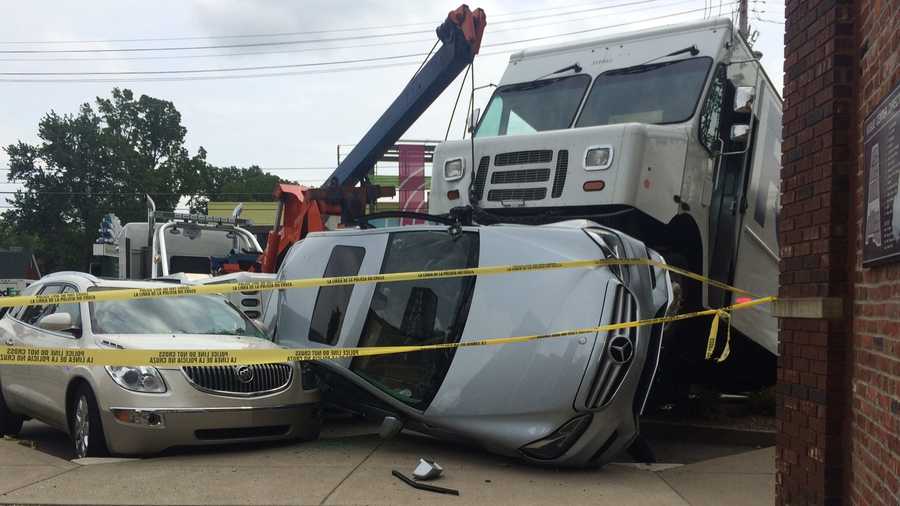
[0,428,774,505]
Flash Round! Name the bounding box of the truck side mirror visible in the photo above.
[730,124,751,144]
[467,107,481,133]
[733,86,755,113]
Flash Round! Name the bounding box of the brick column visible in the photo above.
[777,1,856,504]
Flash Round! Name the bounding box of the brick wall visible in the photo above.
[778,0,856,504]
[850,0,900,504]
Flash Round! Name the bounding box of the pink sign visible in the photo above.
[398,144,426,225]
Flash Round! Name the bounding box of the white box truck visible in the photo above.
[430,18,781,392]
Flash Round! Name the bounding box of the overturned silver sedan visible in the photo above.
[264,220,672,467]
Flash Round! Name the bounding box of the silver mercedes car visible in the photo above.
[0,273,320,458]
[264,220,672,467]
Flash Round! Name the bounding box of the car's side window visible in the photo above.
[309,246,366,345]
[19,284,63,325]
[350,231,478,410]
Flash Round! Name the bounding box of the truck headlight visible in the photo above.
[105,366,167,393]
[584,146,613,170]
[443,158,465,181]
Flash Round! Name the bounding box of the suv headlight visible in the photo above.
[584,146,613,170]
[105,366,167,393]
[443,158,465,181]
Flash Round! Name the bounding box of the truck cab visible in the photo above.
[430,18,782,390]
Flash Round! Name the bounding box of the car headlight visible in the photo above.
[520,414,593,460]
[584,147,613,170]
[443,158,465,181]
[105,366,167,393]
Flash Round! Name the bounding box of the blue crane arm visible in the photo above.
[325,7,485,189]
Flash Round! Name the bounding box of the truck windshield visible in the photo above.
[576,57,712,127]
[475,74,591,138]
[88,288,265,338]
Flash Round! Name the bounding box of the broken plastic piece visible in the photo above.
[379,416,404,439]
[413,458,443,480]
[392,470,459,496]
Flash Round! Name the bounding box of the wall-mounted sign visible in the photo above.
[862,82,900,266]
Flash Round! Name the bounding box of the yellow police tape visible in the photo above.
[0,296,774,368]
[0,258,758,310]
[0,258,775,367]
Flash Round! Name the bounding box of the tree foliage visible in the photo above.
[2,88,286,272]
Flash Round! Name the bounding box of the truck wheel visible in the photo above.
[69,385,108,459]
[0,383,24,437]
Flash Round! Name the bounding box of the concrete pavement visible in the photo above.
[0,421,774,505]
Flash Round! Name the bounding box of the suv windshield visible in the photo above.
[89,288,265,338]
[475,74,591,138]
[576,57,712,127]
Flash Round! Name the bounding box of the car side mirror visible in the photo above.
[733,86,755,113]
[37,312,75,332]
[730,124,751,144]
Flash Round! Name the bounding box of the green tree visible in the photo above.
[187,165,291,214]
[4,88,206,271]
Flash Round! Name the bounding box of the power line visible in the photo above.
[0,6,724,82]
[0,0,678,55]
[0,0,697,64]
[0,0,629,45]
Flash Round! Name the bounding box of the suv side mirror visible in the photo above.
[733,86,755,113]
[37,312,74,332]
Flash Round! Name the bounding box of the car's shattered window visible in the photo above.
[351,230,478,410]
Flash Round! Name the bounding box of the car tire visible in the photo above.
[69,385,109,459]
[0,383,24,437]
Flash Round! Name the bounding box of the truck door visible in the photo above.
[699,65,756,308]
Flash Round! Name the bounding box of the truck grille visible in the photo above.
[586,286,637,409]
[183,364,292,396]
[471,156,490,201]
[494,150,553,166]
[551,150,569,198]
[487,188,547,201]
[491,168,551,184]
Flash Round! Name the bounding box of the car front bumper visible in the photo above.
[100,402,319,455]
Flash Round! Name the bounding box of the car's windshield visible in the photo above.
[576,57,712,127]
[475,74,591,138]
[88,287,265,338]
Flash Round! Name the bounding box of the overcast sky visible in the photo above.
[1,0,785,208]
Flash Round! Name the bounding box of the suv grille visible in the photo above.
[494,150,553,166]
[491,168,551,184]
[183,364,292,396]
[586,286,637,409]
[487,188,547,201]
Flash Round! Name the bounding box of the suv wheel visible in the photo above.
[69,385,108,459]
[0,383,24,437]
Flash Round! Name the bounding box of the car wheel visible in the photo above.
[69,385,108,459]
[0,383,24,437]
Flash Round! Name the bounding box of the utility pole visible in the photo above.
[738,0,749,39]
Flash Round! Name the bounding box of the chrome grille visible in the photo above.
[183,364,292,396]
[551,150,569,198]
[487,188,547,201]
[587,286,637,409]
[494,150,553,166]
[491,168,551,184]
